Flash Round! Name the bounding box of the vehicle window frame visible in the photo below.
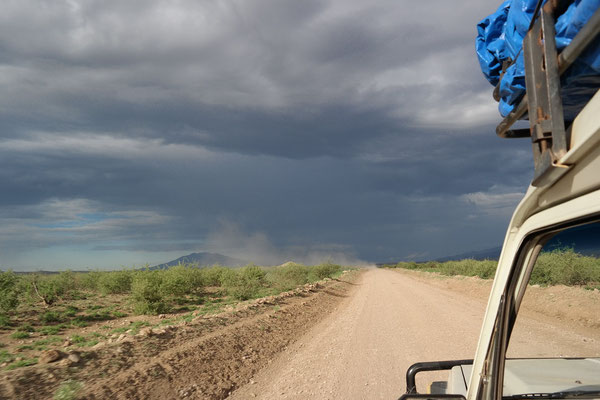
[482,215,600,400]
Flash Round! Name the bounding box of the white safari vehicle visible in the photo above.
[399,2,600,400]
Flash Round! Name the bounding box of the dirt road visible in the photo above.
[228,268,600,400]
[3,268,597,399]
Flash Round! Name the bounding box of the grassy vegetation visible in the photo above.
[384,259,498,279]
[383,248,600,288]
[531,248,600,286]
[0,262,343,330]
[53,380,82,400]
[0,262,345,371]
[5,358,37,370]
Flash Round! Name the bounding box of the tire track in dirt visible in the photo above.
[228,268,600,400]
[0,274,360,400]
[2,268,598,399]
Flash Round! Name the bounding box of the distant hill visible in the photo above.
[433,224,600,262]
[435,246,502,262]
[545,224,600,257]
[151,252,246,270]
[375,247,502,267]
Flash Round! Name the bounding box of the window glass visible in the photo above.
[503,222,600,397]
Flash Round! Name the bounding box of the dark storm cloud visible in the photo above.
[0,0,496,148]
[0,130,530,266]
[0,0,527,269]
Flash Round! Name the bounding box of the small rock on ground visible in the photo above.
[39,350,63,364]
[68,352,81,363]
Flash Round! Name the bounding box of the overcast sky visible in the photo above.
[0,0,534,270]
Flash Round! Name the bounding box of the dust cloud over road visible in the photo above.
[229,268,600,400]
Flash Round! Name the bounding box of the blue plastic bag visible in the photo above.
[476,0,600,119]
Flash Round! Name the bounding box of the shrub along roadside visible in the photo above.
[0,271,20,314]
[97,270,133,295]
[0,262,347,374]
[0,262,346,319]
[222,265,267,300]
[266,263,310,292]
[131,271,169,315]
[532,248,600,286]
[383,248,600,287]
[265,262,342,292]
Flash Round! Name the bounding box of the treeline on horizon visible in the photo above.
[383,248,600,288]
[0,262,345,322]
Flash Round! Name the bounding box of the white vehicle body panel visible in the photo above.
[466,90,600,400]
[457,359,600,398]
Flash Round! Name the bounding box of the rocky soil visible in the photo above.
[1,268,598,400]
[0,272,360,399]
[228,268,600,400]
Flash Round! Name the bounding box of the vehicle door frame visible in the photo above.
[467,188,600,400]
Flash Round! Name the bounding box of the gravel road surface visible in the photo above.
[228,268,600,400]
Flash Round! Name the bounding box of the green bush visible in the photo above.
[0,271,19,314]
[532,248,600,286]
[57,270,77,293]
[131,271,168,314]
[98,270,133,294]
[80,271,102,291]
[260,263,343,292]
[201,266,229,287]
[471,260,498,279]
[27,275,59,305]
[389,259,499,278]
[25,272,77,305]
[217,267,237,287]
[435,259,497,279]
[387,248,600,287]
[311,263,342,280]
[266,263,310,291]
[160,265,203,297]
[400,261,421,270]
[222,265,267,300]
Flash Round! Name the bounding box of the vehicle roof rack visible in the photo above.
[495,0,600,187]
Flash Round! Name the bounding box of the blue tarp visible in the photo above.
[476,0,600,119]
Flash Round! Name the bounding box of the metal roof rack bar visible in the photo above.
[558,7,600,75]
[493,1,600,187]
[496,98,528,138]
[496,5,600,139]
[525,4,567,186]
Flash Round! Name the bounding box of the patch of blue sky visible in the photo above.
[78,212,108,222]
[32,212,109,229]
[33,221,88,229]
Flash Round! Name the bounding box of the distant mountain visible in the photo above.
[376,247,502,266]
[436,224,600,262]
[436,246,502,262]
[151,252,246,270]
[545,223,600,257]
[376,223,600,267]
